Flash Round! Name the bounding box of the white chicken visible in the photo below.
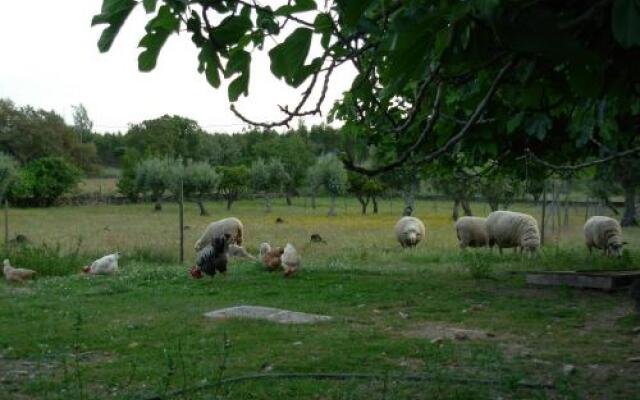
[3,259,37,282]
[82,252,120,275]
[281,243,300,277]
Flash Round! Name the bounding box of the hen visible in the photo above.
[259,242,284,271]
[191,234,230,279]
[82,252,120,275]
[3,259,37,282]
[281,243,300,277]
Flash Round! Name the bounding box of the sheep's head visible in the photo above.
[405,231,418,246]
[190,265,203,279]
[607,240,627,257]
[81,265,91,273]
[3,259,10,268]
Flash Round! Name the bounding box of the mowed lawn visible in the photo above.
[1,198,639,399]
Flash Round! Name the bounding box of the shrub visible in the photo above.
[0,241,86,277]
[8,157,81,207]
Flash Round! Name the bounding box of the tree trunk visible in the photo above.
[285,192,292,206]
[487,199,499,212]
[226,196,234,210]
[265,195,272,213]
[452,199,460,221]
[328,196,337,216]
[372,197,379,214]
[197,199,208,216]
[621,183,638,227]
[311,195,316,209]
[154,197,162,212]
[462,199,473,216]
[357,196,369,215]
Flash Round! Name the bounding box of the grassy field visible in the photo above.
[0,198,639,399]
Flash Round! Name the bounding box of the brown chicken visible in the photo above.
[3,259,36,282]
[259,242,284,271]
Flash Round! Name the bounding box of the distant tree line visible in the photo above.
[0,98,637,225]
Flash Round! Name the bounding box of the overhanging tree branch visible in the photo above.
[345,58,515,176]
[525,146,640,171]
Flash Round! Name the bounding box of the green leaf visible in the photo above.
[92,0,137,53]
[337,0,375,27]
[314,13,333,48]
[142,0,157,13]
[198,45,221,88]
[472,0,499,19]
[612,0,640,48]
[275,0,317,16]
[187,11,205,46]
[269,28,313,84]
[228,72,250,102]
[225,50,250,77]
[290,57,322,87]
[314,13,333,33]
[525,114,552,140]
[506,112,525,134]
[137,6,179,71]
[211,15,253,46]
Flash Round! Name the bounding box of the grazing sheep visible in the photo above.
[191,234,230,279]
[282,243,300,277]
[82,252,120,275]
[584,216,627,256]
[394,216,426,248]
[194,217,244,252]
[455,217,489,249]
[259,242,284,270]
[3,259,36,282]
[275,217,284,224]
[485,211,540,254]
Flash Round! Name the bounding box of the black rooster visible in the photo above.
[191,234,230,279]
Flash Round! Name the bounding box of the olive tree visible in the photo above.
[250,158,289,212]
[135,158,178,211]
[0,153,17,201]
[217,165,249,211]
[183,161,220,216]
[307,154,347,216]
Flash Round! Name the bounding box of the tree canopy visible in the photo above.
[93,0,640,177]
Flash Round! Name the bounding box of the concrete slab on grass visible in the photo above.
[204,305,332,324]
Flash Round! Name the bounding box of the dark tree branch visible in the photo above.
[525,146,640,171]
[230,55,335,128]
[345,59,515,176]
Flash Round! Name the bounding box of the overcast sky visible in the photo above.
[0,1,354,133]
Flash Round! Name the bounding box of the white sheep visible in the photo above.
[394,216,426,248]
[194,217,244,252]
[485,211,540,254]
[454,216,489,249]
[584,216,627,256]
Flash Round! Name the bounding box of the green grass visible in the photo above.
[1,199,639,399]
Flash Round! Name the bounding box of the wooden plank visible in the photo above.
[526,270,640,291]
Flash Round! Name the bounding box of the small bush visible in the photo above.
[462,252,494,279]
[8,157,81,207]
[0,242,87,277]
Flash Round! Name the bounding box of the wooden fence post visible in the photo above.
[179,179,184,264]
[541,182,546,246]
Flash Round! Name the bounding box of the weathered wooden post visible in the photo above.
[540,182,547,245]
[179,179,184,264]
